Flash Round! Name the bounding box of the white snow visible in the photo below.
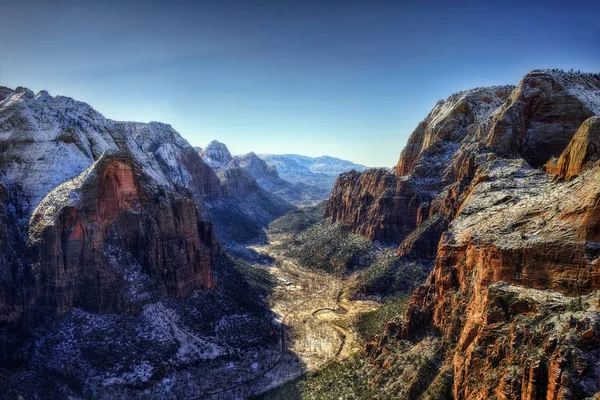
[138,303,224,362]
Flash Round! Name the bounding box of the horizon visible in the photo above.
[1,0,599,166]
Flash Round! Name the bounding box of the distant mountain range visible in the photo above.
[258,154,369,188]
[197,141,367,206]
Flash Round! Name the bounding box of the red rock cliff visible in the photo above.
[28,156,218,319]
[544,116,600,180]
[396,157,600,399]
[331,70,600,399]
[326,86,512,245]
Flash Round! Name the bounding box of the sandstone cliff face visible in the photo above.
[327,70,600,399]
[485,70,600,167]
[326,86,513,245]
[0,88,223,327]
[544,116,600,180]
[397,86,514,176]
[0,88,282,399]
[28,156,217,319]
[325,169,411,243]
[396,158,600,399]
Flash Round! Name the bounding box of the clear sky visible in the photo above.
[1,0,599,167]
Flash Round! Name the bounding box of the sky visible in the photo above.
[1,0,599,167]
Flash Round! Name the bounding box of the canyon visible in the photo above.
[1,68,600,399]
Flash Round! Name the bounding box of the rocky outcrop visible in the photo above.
[119,122,223,202]
[235,152,279,182]
[28,155,217,320]
[0,88,279,399]
[198,141,294,247]
[327,70,600,399]
[0,88,225,327]
[364,155,600,399]
[397,85,514,176]
[326,86,513,245]
[485,70,600,167]
[219,165,261,196]
[544,116,600,180]
[325,169,414,243]
[199,140,234,171]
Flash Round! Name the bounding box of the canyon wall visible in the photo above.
[328,70,600,399]
[28,156,217,320]
[0,87,223,327]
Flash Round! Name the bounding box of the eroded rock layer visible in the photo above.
[0,87,223,327]
[327,70,600,399]
[29,156,217,320]
[544,116,600,180]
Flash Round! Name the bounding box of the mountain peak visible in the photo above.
[200,140,233,164]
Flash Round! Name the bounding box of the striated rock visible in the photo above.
[400,156,600,399]
[28,155,217,319]
[0,87,283,398]
[327,86,512,245]
[325,169,407,242]
[397,85,513,176]
[544,116,600,180]
[485,70,600,167]
[0,88,225,327]
[326,69,600,399]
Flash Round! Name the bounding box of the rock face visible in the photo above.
[0,87,222,326]
[326,70,600,399]
[119,122,223,202]
[235,152,283,189]
[199,140,234,171]
[485,70,600,167]
[326,85,514,245]
[544,116,600,180]
[0,87,285,399]
[325,169,404,242]
[396,85,513,176]
[397,157,600,399]
[29,156,216,320]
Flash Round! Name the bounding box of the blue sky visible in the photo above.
[1,0,599,167]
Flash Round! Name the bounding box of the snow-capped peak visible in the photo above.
[199,140,233,170]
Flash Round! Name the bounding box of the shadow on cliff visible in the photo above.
[0,252,309,399]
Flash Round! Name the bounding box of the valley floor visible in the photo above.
[206,234,379,399]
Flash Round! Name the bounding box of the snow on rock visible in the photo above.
[199,140,234,171]
[139,303,224,361]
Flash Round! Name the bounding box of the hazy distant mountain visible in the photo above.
[199,140,294,247]
[258,154,369,189]
[234,152,330,205]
